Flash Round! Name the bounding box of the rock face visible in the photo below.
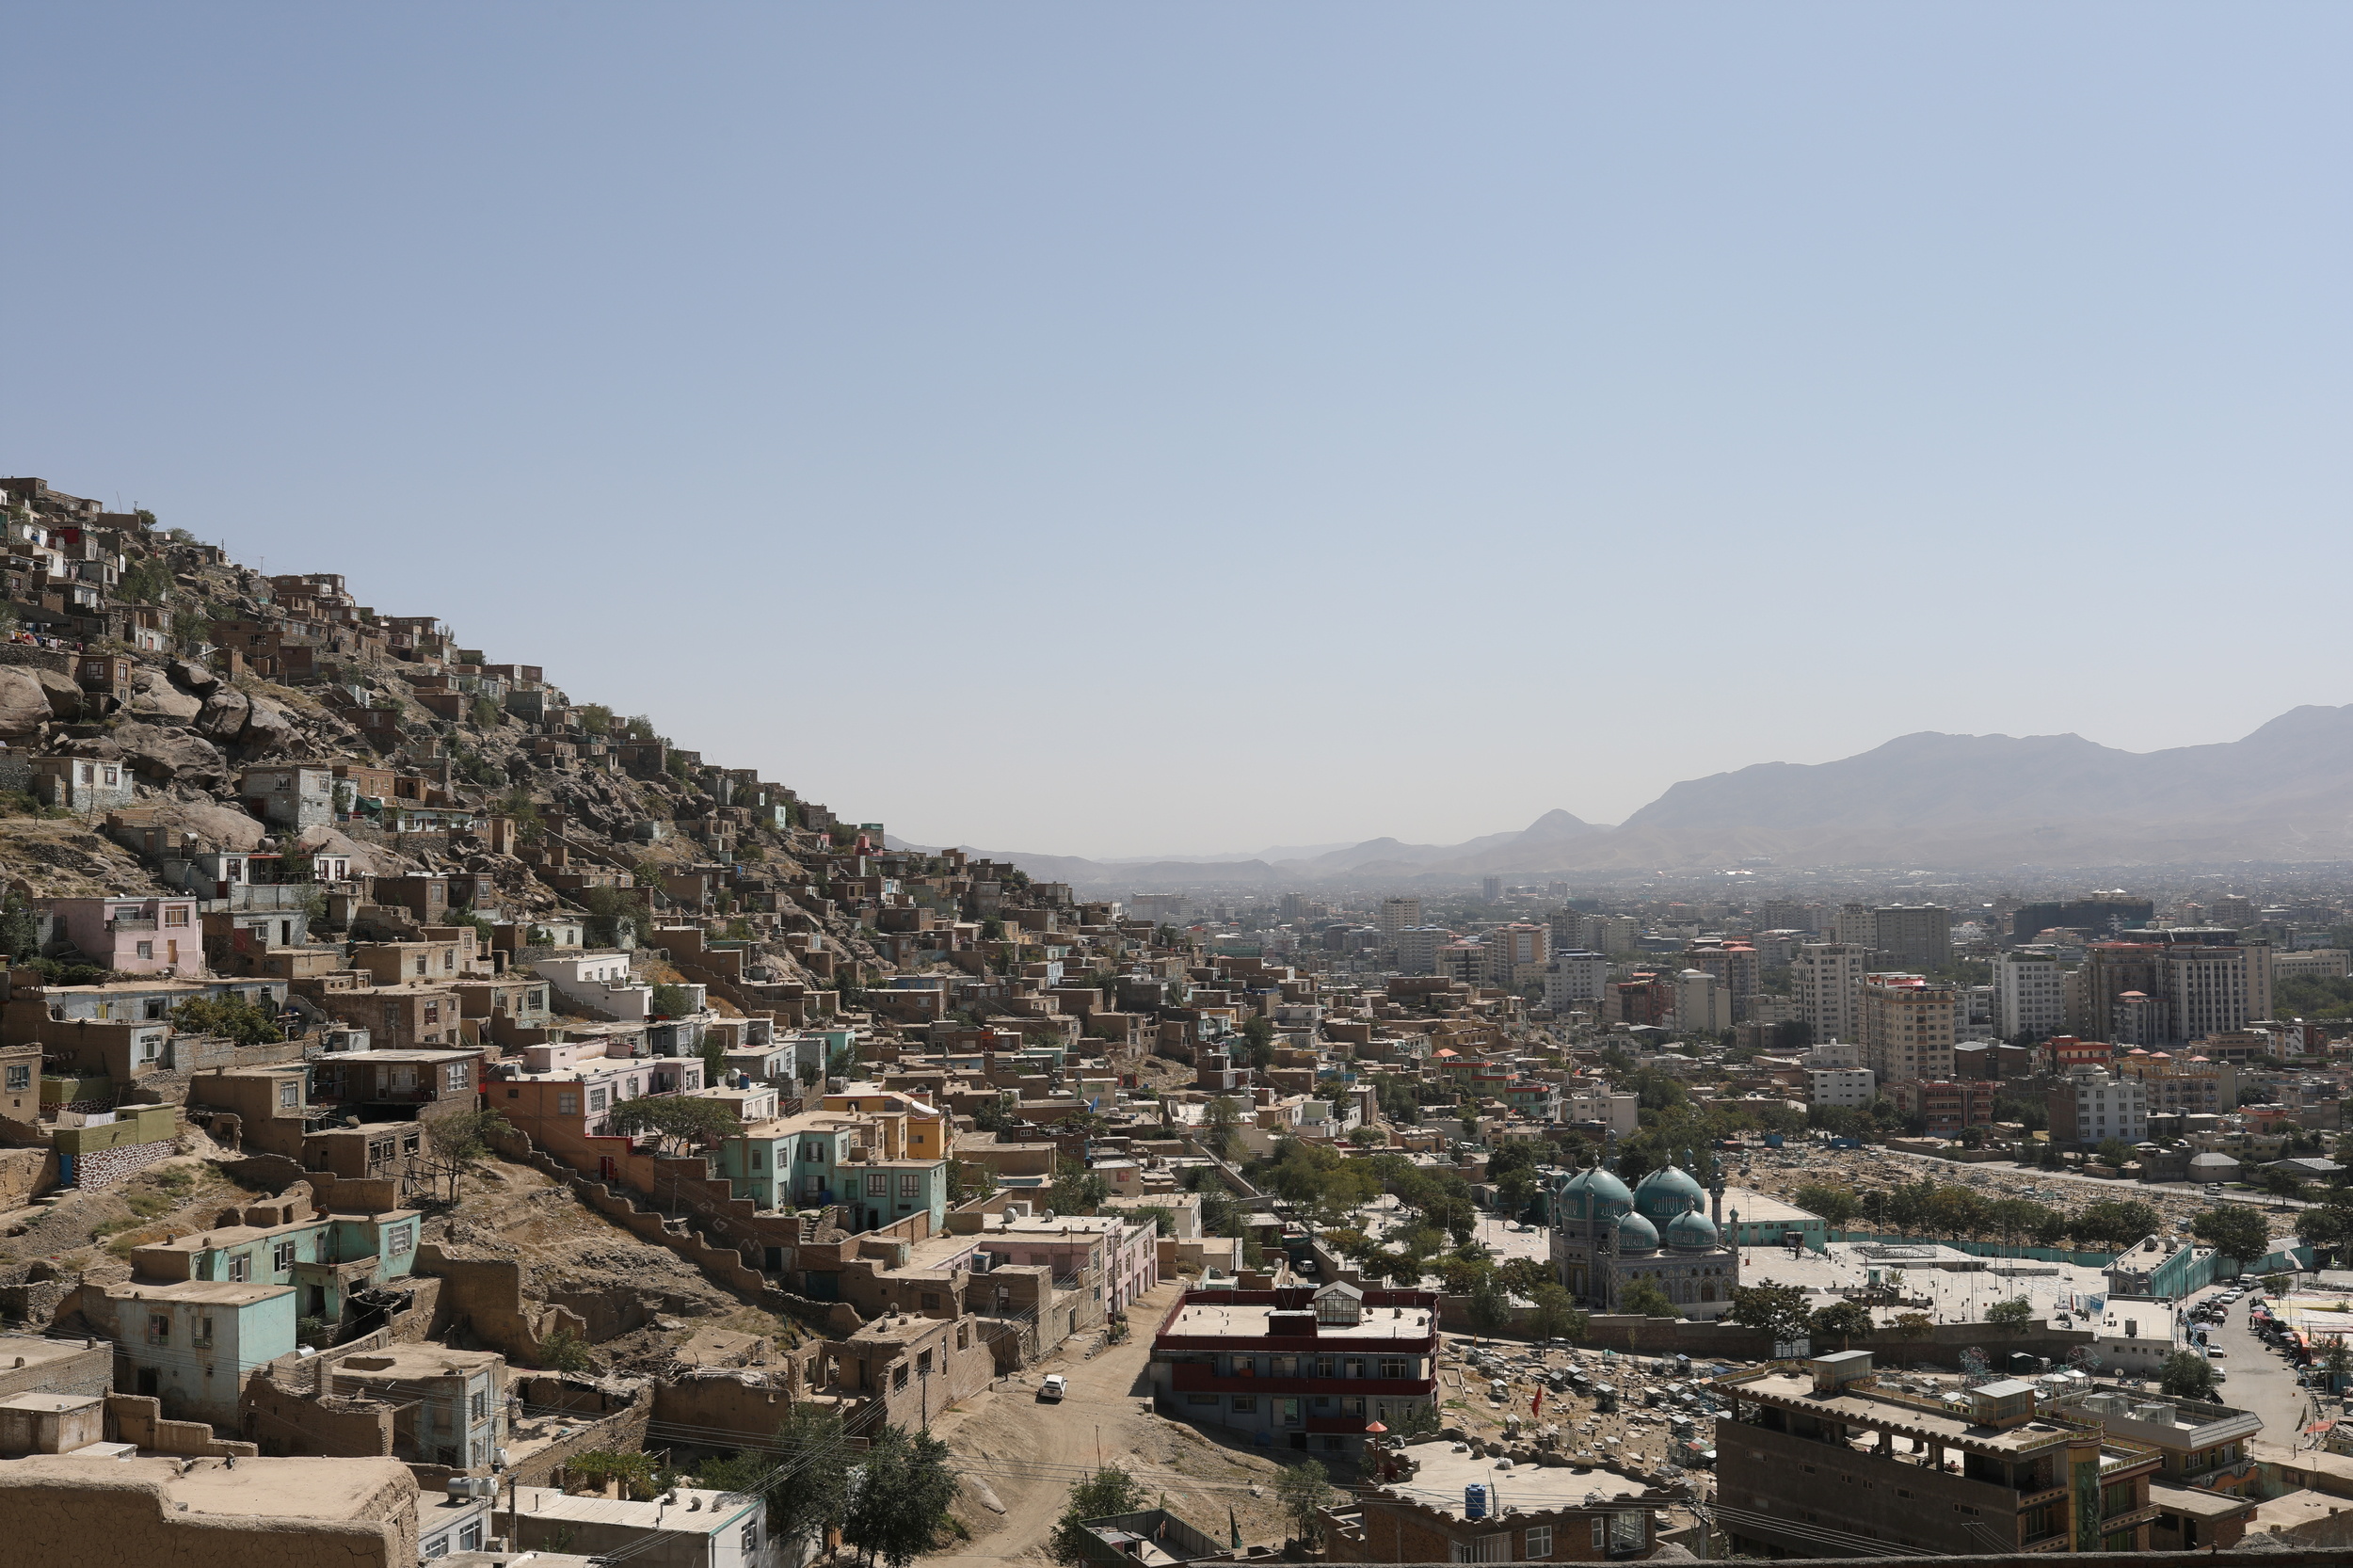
[237,694,294,752]
[168,659,220,696]
[32,670,82,720]
[194,689,250,743]
[130,667,203,724]
[0,668,56,740]
[113,725,230,791]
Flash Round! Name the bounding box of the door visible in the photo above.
[598,1157,616,1181]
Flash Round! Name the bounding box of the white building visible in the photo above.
[1805,1067,1877,1109]
[1993,948,2065,1040]
[1562,1085,1640,1137]
[1674,970,1731,1033]
[1801,1040,1861,1070]
[1545,950,1611,1011]
[2062,1067,2148,1146]
[1792,943,1871,1044]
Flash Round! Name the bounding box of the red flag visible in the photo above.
[1531,1388,1544,1418]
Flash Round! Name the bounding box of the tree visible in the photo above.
[1240,1015,1277,1069]
[2265,1165,2310,1208]
[1728,1283,1813,1345]
[1890,1312,1933,1341]
[606,1095,737,1154]
[1049,1160,1110,1216]
[2191,1206,2272,1271]
[1051,1465,1143,1562]
[704,1404,851,1563]
[536,1325,592,1372]
[1619,1278,1678,1319]
[171,994,283,1046]
[1790,1183,1859,1232]
[1466,1272,1513,1342]
[433,1109,511,1165]
[2159,1351,2218,1400]
[1809,1300,1876,1350]
[1528,1284,1585,1345]
[649,982,696,1018]
[0,893,37,966]
[2070,1199,2161,1253]
[1497,1257,1552,1298]
[1203,1096,1245,1160]
[843,1423,958,1568]
[2095,1137,2134,1170]
[1275,1460,1333,1548]
[1985,1297,2034,1335]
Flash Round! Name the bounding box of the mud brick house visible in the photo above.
[311,1047,483,1126]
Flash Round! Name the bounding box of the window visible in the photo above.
[424,1535,449,1559]
[458,1524,483,1552]
[4,1064,27,1091]
[1524,1527,1552,1559]
[1316,1355,1335,1377]
[751,1146,764,1169]
[742,1523,759,1555]
[892,1364,908,1390]
[899,1174,919,1197]
[921,1292,940,1310]
[588,1088,609,1112]
[1344,1358,1366,1378]
[192,1317,214,1348]
[1450,1534,1511,1562]
[1188,1394,1219,1407]
[446,1063,470,1089]
[388,1223,414,1256]
[280,1080,300,1109]
[165,904,187,926]
[136,942,152,960]
[1378,1358,1409,1380]
[1230,1395,1257,1414]
[424,1001,440,1024]
[1592,1520,1608,1550]
[557,1092,579,1115]
[919,1349,933,1374]
[472,1388,488,1420]
[227,1253,251,1282]
[273,1240,296,1272]
[148,1314,170,1345]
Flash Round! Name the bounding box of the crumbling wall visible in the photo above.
[238,1376,396,1458]
[105,1393,259,1458]
[0,1146,57,1208]
[0,1458,414,1566]
[409,1244,586,1365]
[650,1370,799,1453]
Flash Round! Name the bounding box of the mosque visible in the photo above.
[1547,1151,1741,1320]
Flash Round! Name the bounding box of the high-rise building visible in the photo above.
[1992,948,2065,1040]
[1683,942,1760,1020]
[2047,1066,2147,1146]
[1480,876,1504,902]
[1791,942,1871,1046]
[1575,914,1640,954]
[1545,950,1610,1011]
[1482,921,1550,989]
[1829,903,1879,948]
[1873,905,1953,973]
[1378,897,1422,936]
[1393,926,1453,976]
[1279,892,1309,921]
[1760,901,1822,935]
[1674,970,1732,1033]
[2212,893,2255,930]
[1859,972,1957,1085]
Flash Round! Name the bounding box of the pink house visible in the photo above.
[45,896,203,975]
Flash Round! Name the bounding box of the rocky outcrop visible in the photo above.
[128,667,202,724]
[0,667,56,740]
[112,725,230,791]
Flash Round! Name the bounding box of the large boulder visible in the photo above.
[129,667,202,724]
[144,796,266,850]
[168,658,220,696]
[113,724,230,791]
[237,695,295,752]
[294,824,382,876]
[194,689,251,742]
[0,667,55,740]
[33,669,82,720]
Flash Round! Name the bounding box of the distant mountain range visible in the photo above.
[942,704,2353,888]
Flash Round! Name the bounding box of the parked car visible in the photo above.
[1039,1374,1067,1402]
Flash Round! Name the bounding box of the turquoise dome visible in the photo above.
[1633,1164,1705,1221]
[1665,1210,1720,1252]
[1615,1211,1661,1255]
[1559,1164,1634,1224]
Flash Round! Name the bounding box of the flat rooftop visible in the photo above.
[331,1344,503,1379]
[0,1334,104,1368]
[1385,1448,1649,1519]
[509,1484,756,1532]
[104,1279,292,1306]
[1721,1187,1821,1224]
[1164,1302,1433,1342]
[1727,1370,2078,1456]
[3,1454,412,1519]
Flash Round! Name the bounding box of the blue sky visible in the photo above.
[4,4,2345,858]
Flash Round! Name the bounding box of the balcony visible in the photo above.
[1167,1364,1433,1400]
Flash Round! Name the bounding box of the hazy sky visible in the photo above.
[5,5,2346,859]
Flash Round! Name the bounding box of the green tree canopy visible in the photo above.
[842,1423,957,1568]
[2159,1350,2217,1400]
[1728,1283,1814,1344]
[2192,1205,2272,1267]
[1051,1465,1144,1562]
[607,1094,738,1153]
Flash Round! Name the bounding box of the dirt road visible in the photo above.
[923,1280,1295,1565]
